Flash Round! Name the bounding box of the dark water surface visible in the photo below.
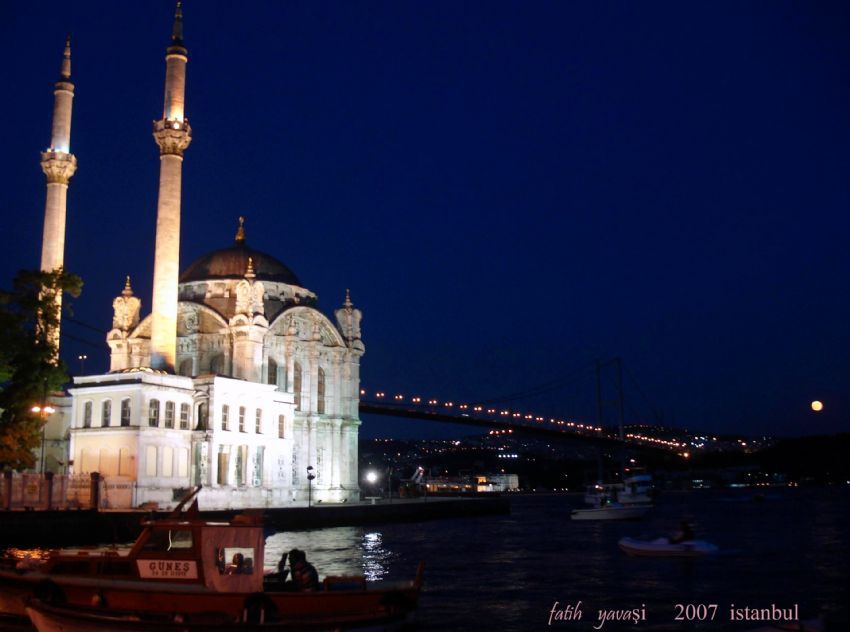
[266,488,849,631]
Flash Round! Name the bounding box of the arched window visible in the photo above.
[278,415,285,439]
[83,401,92,428]
[255,408,262,433]
[209,354,224,375]
[178,358,193,377]
[120,399,131,426]
[164,401,175,428]
[317,367,326,414]
[221,404,230,431]
[239,406,246,432]
[267,358,278,387]
[148,399,160,427]
[293,362,302,411]
[101,400,112,427]
[196,402,208,431]
[180,403,190,429]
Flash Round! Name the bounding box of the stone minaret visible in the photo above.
[150,1,191,370]
[39,36,77,358]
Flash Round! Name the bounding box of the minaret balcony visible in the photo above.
[152,118,192,156]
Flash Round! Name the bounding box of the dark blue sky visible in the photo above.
[3,1,850,438]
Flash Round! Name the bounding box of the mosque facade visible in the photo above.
[36,4,364,509]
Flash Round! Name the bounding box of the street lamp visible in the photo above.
[306,465,316,508]
[31,404,56,473]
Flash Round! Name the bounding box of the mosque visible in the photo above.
[36,4,365,509]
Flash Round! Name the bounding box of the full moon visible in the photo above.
[811,400,823,412]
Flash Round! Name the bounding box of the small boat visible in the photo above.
[0,487,424,628]
[618,537,719,557]
[570,503,650,521]
[584,471,655,507]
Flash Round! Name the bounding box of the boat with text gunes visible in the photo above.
[0,488,424,628]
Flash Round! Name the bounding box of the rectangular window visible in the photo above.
[254,446,264,487]
[83,401,92,428]
[179,403,190,430]
[148,399,160,427]
[145,445,157,477]
[162,446,174,477]
[101,400,111,427]
[278,414,285,439]
[255,408,262,434]
[293,363,302,411]
[235,445,246,486]
[217,446,230,485]
[221,404,229,431]
[164,401,175,428]
[121,399,131,426]
[239,406,246,432]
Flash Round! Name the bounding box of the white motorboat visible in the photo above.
[618,537,719,557]
[570,503,650,521]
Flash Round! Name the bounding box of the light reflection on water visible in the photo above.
[264,526,393,581]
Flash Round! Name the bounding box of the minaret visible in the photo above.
[39,37,77,358]
[150,1,191,370]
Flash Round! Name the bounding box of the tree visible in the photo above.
[0,269,82,471]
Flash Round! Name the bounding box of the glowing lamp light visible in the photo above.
[365,471,378,484]
[811,400,823,412]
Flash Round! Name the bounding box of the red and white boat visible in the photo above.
[0,488,424,629]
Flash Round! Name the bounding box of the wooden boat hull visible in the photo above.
[26,597,418,631]
[1,569,421,626]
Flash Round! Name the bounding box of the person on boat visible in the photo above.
[289,548,320,591]
[227,552,245,574]
[669,521,695,544]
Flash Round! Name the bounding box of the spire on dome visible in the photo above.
[245,257,256,280]
[235,216,246,243]
[171,1,184,43]
[344,288,353,310]
[60,35,71,80]
[122,275,134,297]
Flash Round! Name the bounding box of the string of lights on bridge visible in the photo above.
[360,389,687,453]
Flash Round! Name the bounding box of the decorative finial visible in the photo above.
[122,276,134,297]
[171,1,184,43]
[344,288,353,309]
[235,216,246,243]
[245,257,256,280]
[60,35,71,80]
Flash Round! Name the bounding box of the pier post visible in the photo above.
[3,471,11,510]
[45,472,55,510]
[90,472,101,509]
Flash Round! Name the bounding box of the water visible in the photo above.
[264,488,849,630]
[5,488,848,630]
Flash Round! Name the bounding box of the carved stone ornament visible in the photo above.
[113,295,141,331]
[40,151,77,184]
[184,307,199,333]
[152,118,192,156]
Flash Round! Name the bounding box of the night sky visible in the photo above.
[3,1,850,438]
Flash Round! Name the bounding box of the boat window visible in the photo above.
[215,546,255,575]
[143,529,193,551]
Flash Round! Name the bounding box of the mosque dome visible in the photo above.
[179,218,302,286]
